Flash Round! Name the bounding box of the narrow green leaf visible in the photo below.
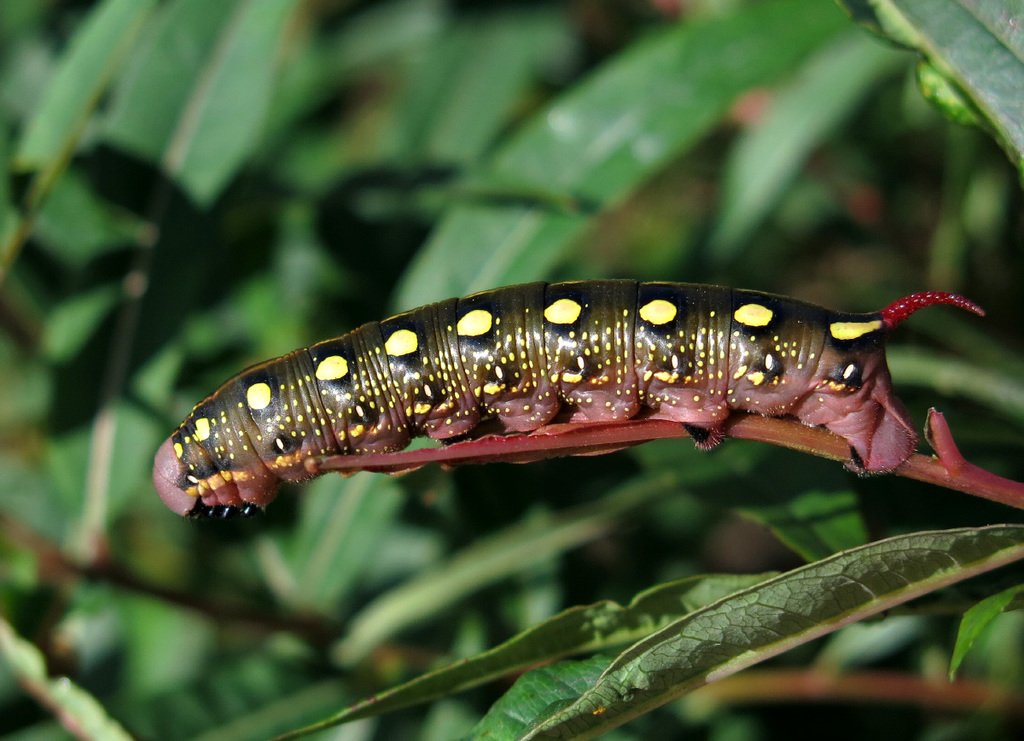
[285,474,404,612]
[841,0,1024,176]
[0,618,134,741]
[471,655,613,741]
[264,0,449,143]
[887,347,1024,424]
[14,0,155,170]
[484,525,1024,739]
[739,489,868,563]
[709,31,903,259]
[393,0,847,308]
[331,474,680,666]
[285,573,767,735]
[42,283,121,362]
[0,128,13,247]
[103,0,300,205]
[393,9,567,166]
[949,583,1024,679]
[33,169,143,268]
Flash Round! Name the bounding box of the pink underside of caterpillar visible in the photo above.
[153,289,984,516]
[153,360,915,515]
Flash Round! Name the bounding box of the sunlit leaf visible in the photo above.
[103,0,300,205]
[394,0,847,308]
[14,0,154,171]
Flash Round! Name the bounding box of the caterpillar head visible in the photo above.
[152,437,279,518]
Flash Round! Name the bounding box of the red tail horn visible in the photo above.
[880,291,985,329]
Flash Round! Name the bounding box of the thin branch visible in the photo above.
[0,514,338,645]
[688,667,1024,718]
[77,179,172,564]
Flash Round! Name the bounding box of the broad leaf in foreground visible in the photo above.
[472,525,1024,739]
[278,574,767,737]
[841,0,1024,176]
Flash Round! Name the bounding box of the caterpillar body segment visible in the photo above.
[153,281,983,517]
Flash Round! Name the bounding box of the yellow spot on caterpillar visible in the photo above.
[457,309,493,337]
[385,329,419,356]
[349,424,365,437]
[544,298,582,324]
[639,299,676,325]
[560,371,583,383]
[483,381,505,394]
[315,355,349,381]
[829,319,883,341]
[747,371,765,386]
[194,418,211,441]
[653,370,678,383]
[247,382,272,410]
[733,364,748,380]
[734,303,773,327]
[173,442,184,458]
[414,401,432,414]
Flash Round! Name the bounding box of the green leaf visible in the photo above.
[708,31,904,259]
[393,0,847,308]
[471,655,613,741]
[13,0,155,171]
[103,0,300,205]
[887,347,1024,425]
[477,525,1024,739]
[285,573,767,735]
[33,169,142,268]
[916,59,982,127]
[0,128,13,247]
[42,283,121,362]
[0,0,47,44]
[331,474,680,666]
[949,583,1024,679]
[840,0,1024,177]
[739,489,868,563]
[381,9,568,166]
[0,618,133,741]
[269,474,404,612]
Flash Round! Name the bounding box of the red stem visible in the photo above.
[310,412,1024,511]
[692,668,1024,718]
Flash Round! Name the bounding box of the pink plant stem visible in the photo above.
[691,668,1024,717]
[310,411,1024,511]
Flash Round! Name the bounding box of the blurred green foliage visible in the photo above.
[1,1,1023,739]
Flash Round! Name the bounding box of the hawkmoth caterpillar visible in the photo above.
[153,281,983,518]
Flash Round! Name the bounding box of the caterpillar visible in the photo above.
[153,281,983,519]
